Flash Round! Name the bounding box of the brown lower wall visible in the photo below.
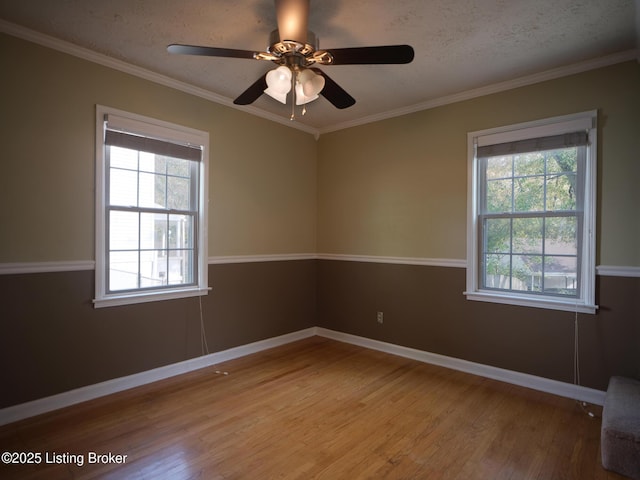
[316,260,640,391]
[0,260,317,409]
[1,258,637,410]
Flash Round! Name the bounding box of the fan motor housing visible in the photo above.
[270,29,318,57]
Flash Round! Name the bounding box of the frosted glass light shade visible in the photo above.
[266,66,292,93]
[265,66,293,103]
[264,86,288,104]
[298,69,325,97]
[295,83,318,105]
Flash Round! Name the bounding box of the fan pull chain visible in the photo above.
[290,71,296,121]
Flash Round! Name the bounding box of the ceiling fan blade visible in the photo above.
[233,74,268,105]
[275,0,309,44]
[311,68,355,109]
[326,45,414,65]
[167,44,257,60]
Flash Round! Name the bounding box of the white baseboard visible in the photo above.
[0,328,316,426]
[315,327,606,406]
[0,326,606,426]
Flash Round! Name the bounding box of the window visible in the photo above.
[94,106,209,308]
[466,111,597,313]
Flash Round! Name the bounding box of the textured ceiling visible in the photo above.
[0,0,638,133]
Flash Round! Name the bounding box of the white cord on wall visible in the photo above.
[197,295,228,375]
[574,311,580,387]
[199,294,210,356]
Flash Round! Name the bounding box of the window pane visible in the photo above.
[545,217,577,255]
[140,250,167,288]
[167,157,191,177]
[169,214,194,249]
[139,172,164,208]
[167,177,191,210]
[140,213,167,250]
[155,174,167,209]
[546,173,576,211]
[513,254,542,292]
[167,250,193,285]
[543,256,577,295]
[513,217,542,253]
[109,168,138,207]
[546,148,577,174]
[485,218,511,253]
[109,251,138,291]
[483,253,510,289]
[486,179,512,213]
[514,152,544,176]
[139,152,165,174]
[486,156,512,179]
[514,176,544,212]
[109,146,137,169]
[109,211,139,250]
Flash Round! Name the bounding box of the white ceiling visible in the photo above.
[1,0,638,133]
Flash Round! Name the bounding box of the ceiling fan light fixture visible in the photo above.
[168,0,414,113]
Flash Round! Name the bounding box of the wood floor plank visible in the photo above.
[0,336,624,479]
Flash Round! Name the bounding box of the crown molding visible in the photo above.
[3,20,637,137]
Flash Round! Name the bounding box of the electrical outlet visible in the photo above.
[377,311,384,324]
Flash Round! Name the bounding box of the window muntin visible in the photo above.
[95,106,209,308]
[466,111,597,313]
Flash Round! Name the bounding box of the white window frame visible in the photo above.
[465,111,597,314]
[94,105,209,308]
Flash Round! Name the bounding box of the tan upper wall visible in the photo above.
[317,61,640,267]
[1,33,638,267]
[0,33,317,262]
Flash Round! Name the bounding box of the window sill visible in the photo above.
[464,290,598,314]
[93,287,210,308]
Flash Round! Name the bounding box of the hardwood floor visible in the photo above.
[0,336,624,479]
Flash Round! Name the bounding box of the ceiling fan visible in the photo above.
[167,0,414,116]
